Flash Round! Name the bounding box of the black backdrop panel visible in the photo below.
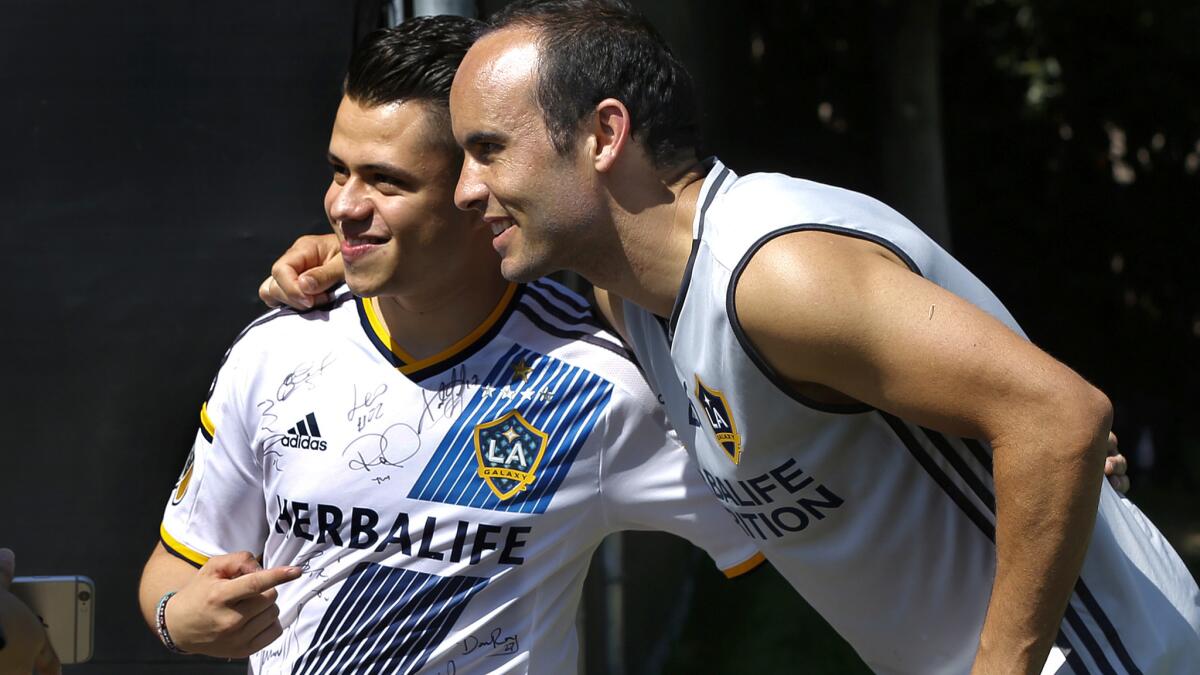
[1,1,365,669]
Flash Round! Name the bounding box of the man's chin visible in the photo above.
[498,257,544,284]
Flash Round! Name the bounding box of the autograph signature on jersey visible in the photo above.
[419,365,479,432]
[348,383,388,432]
[462,627,520,657]
[343,422,421,475]
[278,352,336,401]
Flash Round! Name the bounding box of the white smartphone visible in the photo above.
[9,575,95,664]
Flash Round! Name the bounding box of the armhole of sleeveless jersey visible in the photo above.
[725,223,924,415]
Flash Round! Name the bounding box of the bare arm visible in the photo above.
[138,543,301,658]
[258,234,344,309]
[734,231,1109,674]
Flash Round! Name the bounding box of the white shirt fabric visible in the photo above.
[160,278,762,675]
[622,159,1200,674]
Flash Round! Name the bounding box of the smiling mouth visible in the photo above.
[489,220,514,237]
[345,234,388,246]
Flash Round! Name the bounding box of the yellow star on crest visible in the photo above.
[502,427,521,443]
[512,358,533,382]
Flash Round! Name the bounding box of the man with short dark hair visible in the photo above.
[138,15,761,673]
[267,1,1196,672]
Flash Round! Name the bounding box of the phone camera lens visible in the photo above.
[78,590,91,602]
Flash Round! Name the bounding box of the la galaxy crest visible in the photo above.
[172,449,195,505]
[694,375,742,464]
[473,410,549,500]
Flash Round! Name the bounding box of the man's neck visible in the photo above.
[583,161,709,318]
[374,269,511,362]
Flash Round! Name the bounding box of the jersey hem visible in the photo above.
[722,551,766,578]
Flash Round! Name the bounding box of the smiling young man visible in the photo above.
[266,1,1197,673]
[138,16,762,674]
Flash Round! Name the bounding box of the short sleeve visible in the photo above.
[599,387,763,578]
[159,341,268,567]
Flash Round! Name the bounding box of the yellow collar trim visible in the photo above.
[364,282,518,374]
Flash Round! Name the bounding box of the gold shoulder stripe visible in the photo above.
[159,524,210,568]
[722,551,766,579]
[199,403,215,438]
[365,283,519,375]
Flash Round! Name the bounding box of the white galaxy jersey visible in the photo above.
[160,278,762,675]
[622,159,1200,674]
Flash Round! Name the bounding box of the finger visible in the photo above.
[200,551,261,580]
[258,277,282,308]
[234,585,279,615]
[269,256,312,310]
[1105,454,1128,478]
[296,253,345,297]
[35,639,61,675]
[269,235,340,305]
[226,565,302,601]
[238,600,281,642]
[0,548,14,588]
[1107,431,1119,454]
[1108,474,1131,495]
[244,617,285,655]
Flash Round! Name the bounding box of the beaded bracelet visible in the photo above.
[155,591,188,654]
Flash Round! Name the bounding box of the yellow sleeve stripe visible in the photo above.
[199,403,215,442]
[722,551,766,579]
[159,524,209,568]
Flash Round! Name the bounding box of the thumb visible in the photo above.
[298,254,345,296]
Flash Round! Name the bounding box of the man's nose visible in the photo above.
[454,159,487,212]
[329,177,372,222]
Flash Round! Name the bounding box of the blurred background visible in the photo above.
[1,0,1196,672]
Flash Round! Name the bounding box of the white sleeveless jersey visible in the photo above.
[622,159,1200,674]
[159,278,763,675]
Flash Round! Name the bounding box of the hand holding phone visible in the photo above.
[9,576,93,665]
[0,548,71,674]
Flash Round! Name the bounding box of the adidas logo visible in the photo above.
[281,412,328,451]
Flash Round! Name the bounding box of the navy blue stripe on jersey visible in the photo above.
[963,438,995,476]
[1073,583,1143,674]
[513,302,633,363]
[880,413,997,540]
[530,277,590,314]
[523,282,601,329]
[1062,603,1120,675]
[882,412,1137,674]
[921,428,996,513]
[199,424,214,444]
[668,163,731,343]
[292,563,488,675]
[408,344,613,513]
[1055,630,1090,674]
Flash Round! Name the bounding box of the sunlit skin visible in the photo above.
[450,26,1114,675]
[451,27,702,308]
[325,96,508,358]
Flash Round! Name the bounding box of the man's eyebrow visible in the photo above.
[326,153,419,184]
[463,131,506,146]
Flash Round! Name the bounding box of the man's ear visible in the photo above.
[590,97,631,173]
